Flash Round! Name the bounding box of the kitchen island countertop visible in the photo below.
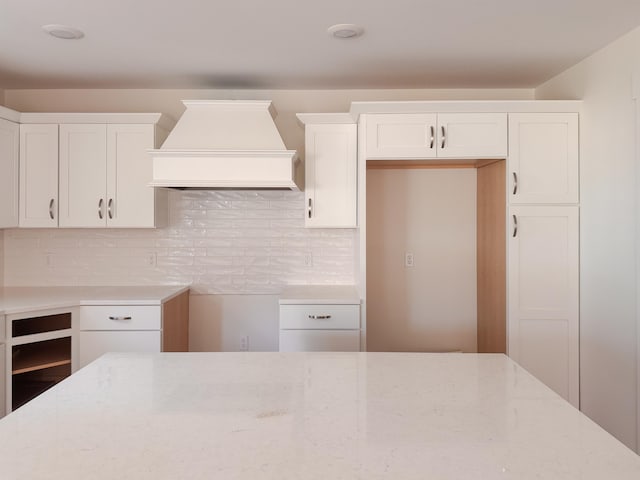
[0,351,639,479]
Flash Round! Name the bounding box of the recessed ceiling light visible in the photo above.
[327,24,364,39]
[42,24,85,40]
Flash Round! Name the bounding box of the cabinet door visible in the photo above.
[0,118,19,228]
[19,124,59,227]
[509,113,579,204]
[78,331,161,369]
[365,114,437,159]
[106,124,156,227]
[436,113,507,158]
[305,124,357,227]
[59,124,107,228]
[279,330,360,352]
[508,205,579,406]
[0,343,5,418]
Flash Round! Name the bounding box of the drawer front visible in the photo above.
[79,305,161,331]
[279,304,359,330]
[79,331,161,368]
[279,330,360,352]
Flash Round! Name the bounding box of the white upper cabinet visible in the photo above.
[366,113,437,159]
[509,113,579,204]
[59,124,108,228]
[106,124,158,227]
[436,113,508,158]
[305,123,357,228]
[19,114,168,229]
[297,114,357,228]
[19,124,59,228]
[59,123,160,228]
[0,118,19,229]
[508,205,579,406]
[365,113,507,159]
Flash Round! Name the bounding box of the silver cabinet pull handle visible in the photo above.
[49,198,55,220]
[512,214,518,238]
[441,125,446,149]
[108,198,113,219]
[429,125,435,149]
[307,198,312,219]
[308,315,332,320]
[109,316,132,321]
[512,172,518,195]
[98,198,104,219]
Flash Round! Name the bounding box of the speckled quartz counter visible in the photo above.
[0,286,190,315]
[0,352,639,479]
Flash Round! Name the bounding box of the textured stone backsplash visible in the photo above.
[3,190,357,294]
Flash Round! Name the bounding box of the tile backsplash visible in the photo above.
[3,190,357,294]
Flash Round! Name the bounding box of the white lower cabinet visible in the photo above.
[279,304,360,352]
[508,205,579,406]
[78,305,162,368]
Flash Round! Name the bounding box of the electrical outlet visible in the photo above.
[304,253,313,267]
[405,252,414,268]
[240,335,250,351]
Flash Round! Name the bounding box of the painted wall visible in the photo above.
[536,25,640,452]
[366,169,477,353]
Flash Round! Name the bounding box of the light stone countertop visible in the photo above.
[279,284,360,304]
[0,286,190,316]
[0,352,639,479]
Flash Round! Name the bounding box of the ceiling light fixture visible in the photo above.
[327,24,364,39]
[42,24,85,40]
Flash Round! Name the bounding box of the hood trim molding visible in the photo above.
[149,148,300,190]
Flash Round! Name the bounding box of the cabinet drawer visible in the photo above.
[279,304,359,330]
[79,305,161,331]
[279,330,360,352]
[79,331,161,368]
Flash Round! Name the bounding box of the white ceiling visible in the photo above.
[2,0,640,90]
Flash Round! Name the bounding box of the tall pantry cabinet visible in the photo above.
[507,113,580,407]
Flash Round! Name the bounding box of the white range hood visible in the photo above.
[149,100,301,190]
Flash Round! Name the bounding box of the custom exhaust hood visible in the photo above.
[149,100,301,190]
